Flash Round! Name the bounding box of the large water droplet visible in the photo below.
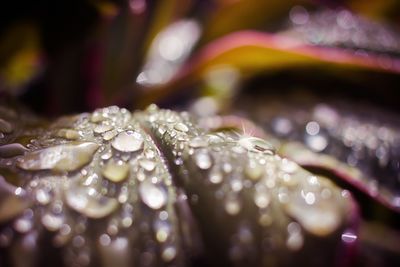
[285,197,341,236]
[66,185,119,218]
[17,142,99,172]
[238,137,274,154]
[112,131,144,153]
[139,179,167,210]
[102,161,130,183]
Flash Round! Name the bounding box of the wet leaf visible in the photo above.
[0,104,358,267]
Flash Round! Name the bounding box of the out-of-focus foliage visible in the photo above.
[0,0,399,114]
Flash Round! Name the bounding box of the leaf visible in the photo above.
[137,31,400,106]
[0,104,358,266]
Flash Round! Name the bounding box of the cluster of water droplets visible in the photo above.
[287,6,400,58]
[0,105,189,267]
[267,103,400,212]
[143,105,355,266]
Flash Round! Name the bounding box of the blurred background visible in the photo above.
[0,1,400,265]
[1,0,400,115]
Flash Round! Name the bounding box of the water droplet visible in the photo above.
[101,151,113,160]
[103,130,118,141]
[194,150,212,170]
[112,131,144,153]
[36,188,51,205]
[245,160,264,180]
[66,185,119,218]
[304,192,316,205]
[286,222,304,251]
[305,134,328,152]
[159,211,169,220]
[17,142,99,172]
[0,118,13,133]
[341,231,357,243]
[139,180,167,210]
[144,149,156,159]
[41,212,64,231]
[259,213,273,226]
[231,178,243,192]
[224,194,241,215]
[223,162,233,173]
[280,158,298,174]
[118,187,129,203]
[206,134,223,144]
[72,235,85,248]
[102,161,130,183]
[56,129,81,140]
[209,168,223,184]
[254,189,270,209]
[306,121,320,136]
[154,220,171,243]
[158,126,167,135]
[0,143,28,158]
[285,199,340,236]
[139,159,156,172]
[13,211,33,233]
[94,124,113,135]
[161,246,177,262]
[99,233,111,246]
[174,157,183,166]
[272,117,293,136]
[289,5,309,25]
[174,122,189,132]
[238,137,274,154]
[189,137,207,148]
